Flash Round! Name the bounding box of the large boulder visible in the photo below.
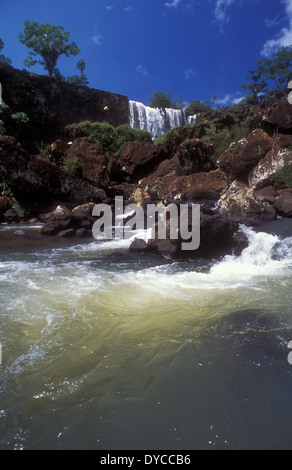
[40,203,96,236]
[249,146,292,188]
[217,129,273,181]
[118,141,168,182]
[144,169,228,202]
[175,138,215,175]
[146,211,238,259]
[273,189,292,217]
[218,180,276,225]
[66,137,112,185]
[262,100,292,132]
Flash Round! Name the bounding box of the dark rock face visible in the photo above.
[0,135,106,205]
[66,137,111,186]
[147,210,238,259]
[142,169,228,202]
[175,138,215,175]
[40,203,96,236]
[118,141,168,183]
[218,180,276,225]
[217,129,274,181]
[0,64,129,143]
[262,100,292,132]
[273,189,292,217]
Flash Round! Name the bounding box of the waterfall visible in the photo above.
[129,100,189,139]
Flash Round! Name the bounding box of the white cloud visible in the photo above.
[184,68,196,79]
[213,0,235,23]
[124,6,133,11]
[92,34,103,46]
[165,0,180,7]
[136,64,148,76]
[261,0,292,56]
[216,93,244,106]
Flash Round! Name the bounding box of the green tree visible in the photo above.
[242,46,292,102]
[186,100,212,114]
[18,20,80,76]
[0,38,12,65]
[149,90,177,109]
[75,58,89,85]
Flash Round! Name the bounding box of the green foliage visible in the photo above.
[242,46,292,103]
[186,100,212,114]
[0,120,6,134]
[11,112,29,136]
[65,121,152,154]
[0,38,12,65]
[61,155,82,176]
[270,163,292,189]
[66,74,89,86]
[149,90,180,109]
[18,20,80,76]
[154,126,182,147]
[11,112,29,124]
[203,122,250,163]
[12,201,27,218]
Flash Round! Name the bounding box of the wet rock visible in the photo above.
[13,229,26,237]
[129,238,150,253]
[56,228,75,238]
[147,211,238,259]
[40,203,97,236]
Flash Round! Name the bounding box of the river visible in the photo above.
[1,219,292,450]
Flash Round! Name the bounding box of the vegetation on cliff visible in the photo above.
[18,20,80,77]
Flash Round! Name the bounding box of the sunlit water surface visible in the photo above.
[1,221,292,450]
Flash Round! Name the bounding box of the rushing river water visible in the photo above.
[1,220,292,450]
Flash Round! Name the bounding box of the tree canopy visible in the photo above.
[241,46,292,103]
[149,90,180,109]
[18,20,80,76]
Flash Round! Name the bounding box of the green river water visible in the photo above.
[1,220,292,450]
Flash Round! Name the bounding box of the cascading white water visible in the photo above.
[129,100,190,139]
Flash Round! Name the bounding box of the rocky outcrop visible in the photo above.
[249,147,292,188]
[218,180,276,225]
[262,100,292,133]
[217,129,273,181]
[118,141,168,183]
[175,138,215,175]
[66,137,112,185]
[142,169,228,203]
[0,63,129,143]
[273,189,292,217]
[145,210,238,259]
[0,135,106,206]
[40,203,96,236]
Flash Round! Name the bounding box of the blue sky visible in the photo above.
[1,0,292,107]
